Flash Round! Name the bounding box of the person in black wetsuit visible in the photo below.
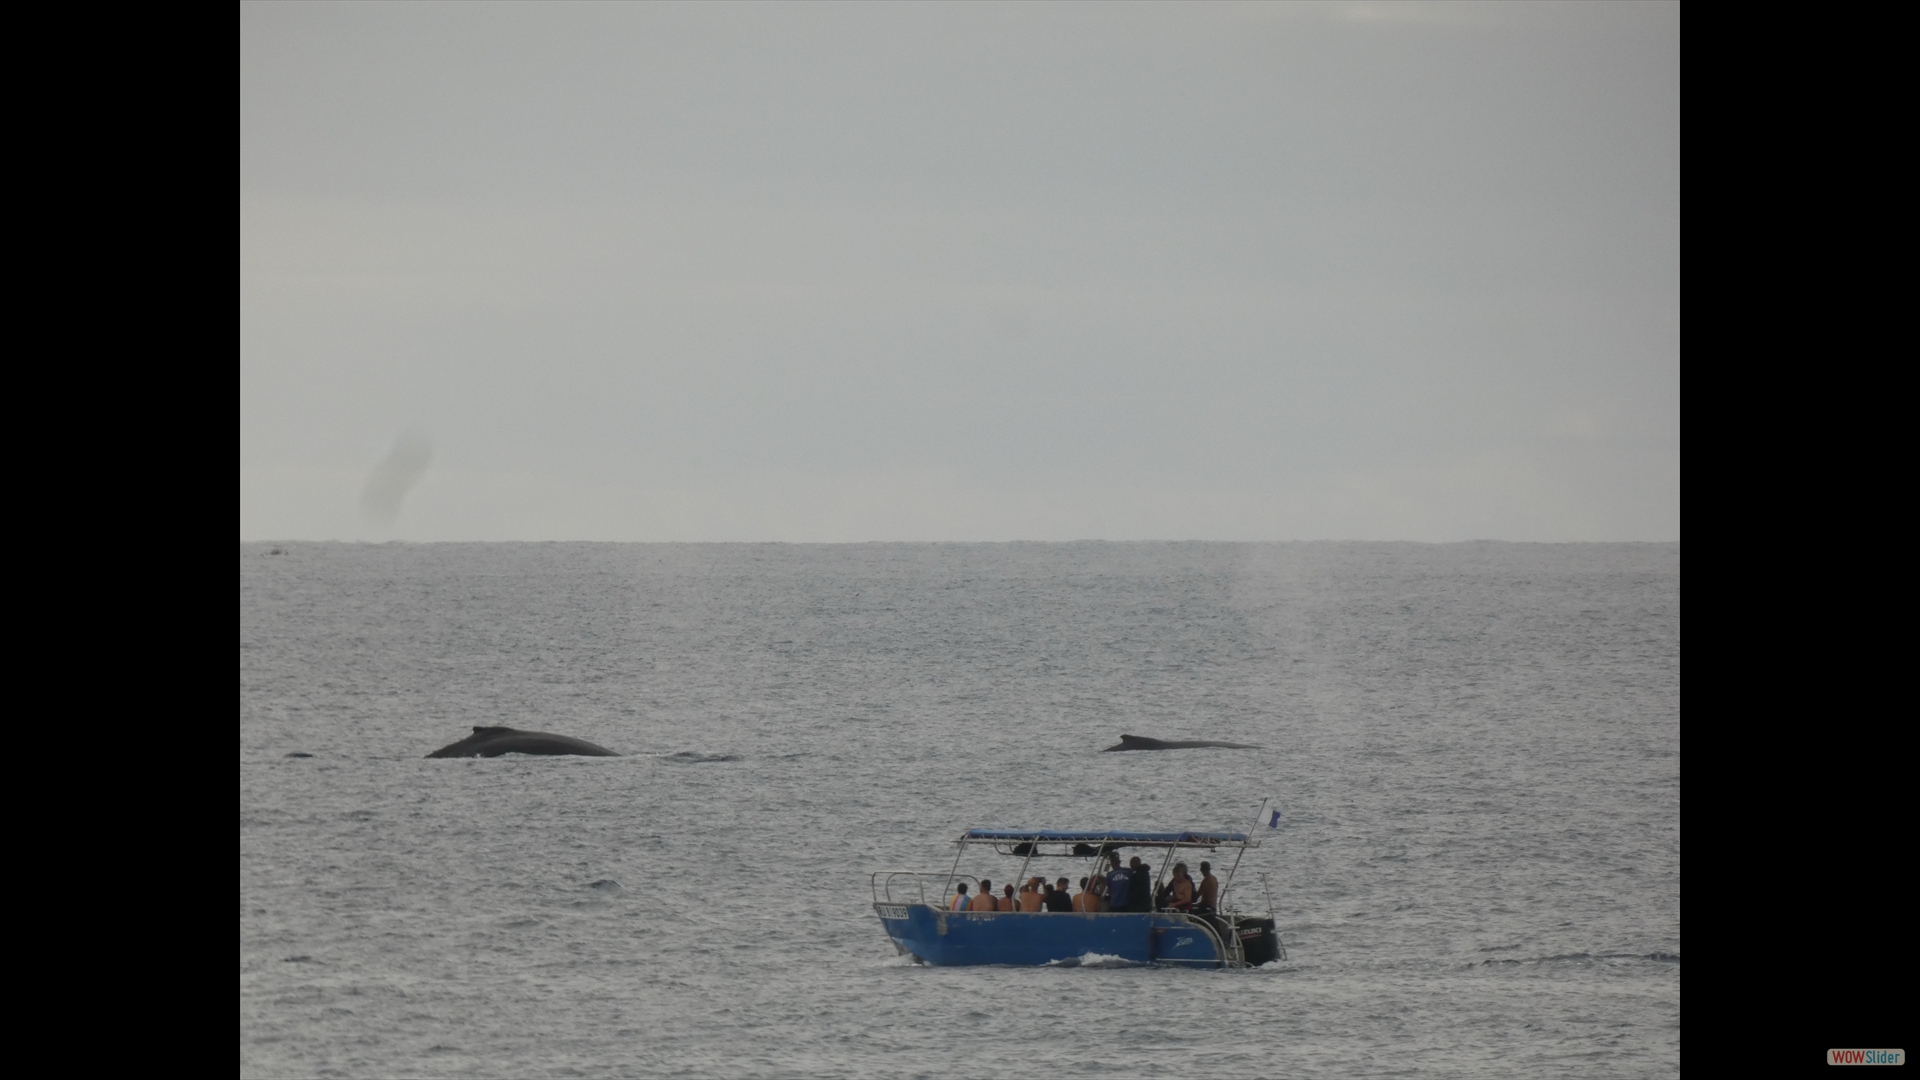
[1128,856,1155,911]
[1044,877,1074,912]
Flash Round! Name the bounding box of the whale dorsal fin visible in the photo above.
[471,726,516,735]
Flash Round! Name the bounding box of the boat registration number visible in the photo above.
[875,904,911,921]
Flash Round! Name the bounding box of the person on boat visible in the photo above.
[1128,856,1155,912]
[1020,879,1044,912]
[972,880,995,911]
[1044,878,1074,912]
[1105,854,1132,913]
[1167,863,1196,912]
[1088,862,1111,911]
[1196,862,1220,914]
[951,882,970,910]
[1002,883,1018,910]
[1072,877,1097,912]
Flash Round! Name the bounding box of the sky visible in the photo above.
[240,0,1678,542]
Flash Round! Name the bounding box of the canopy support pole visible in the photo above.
[1218,798,1267,914]
[942,838,967,909]
[1152,845,1176,909]
[1012,836,1039,907]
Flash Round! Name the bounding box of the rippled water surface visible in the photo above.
[239,542,1679,1078]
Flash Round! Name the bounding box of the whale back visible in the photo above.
[1103,734,1260,752]
[426,729,495,757]
[428,726,619,758]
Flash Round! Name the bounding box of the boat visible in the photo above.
[869,825,1284,968]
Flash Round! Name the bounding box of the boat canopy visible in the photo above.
[960,828,1249,846]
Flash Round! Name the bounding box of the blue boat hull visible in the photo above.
[873,903,1232,967]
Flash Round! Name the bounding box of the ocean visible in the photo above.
[239,541,1679,1078]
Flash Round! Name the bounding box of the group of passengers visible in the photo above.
[949,854,1221,915]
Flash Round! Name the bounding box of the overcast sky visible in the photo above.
[240,1,1677,542]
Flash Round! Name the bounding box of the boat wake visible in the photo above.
[1044,952,1143,969]
[1475,951,1679,967]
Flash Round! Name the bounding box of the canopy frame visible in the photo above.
[940,826,1260,911]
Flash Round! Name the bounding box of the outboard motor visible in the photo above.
[1233,916,1279,966]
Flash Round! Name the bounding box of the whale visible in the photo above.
[426,726,620,758]
[1102,734,1260,752]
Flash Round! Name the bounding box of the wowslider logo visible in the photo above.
[1829,1049,1905,1066]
